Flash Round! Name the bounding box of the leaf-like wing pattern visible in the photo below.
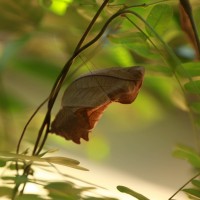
[51,66,145,144]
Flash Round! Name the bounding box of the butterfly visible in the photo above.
[51,66,145,144]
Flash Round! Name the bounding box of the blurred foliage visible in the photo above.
[117,185,150,200]
[0,0,200,199]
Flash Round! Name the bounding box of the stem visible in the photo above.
[34,12,121,155]
[16,98,48,155]
[33,4,161,156]
[180,0,200,58]
[74,0,110,52]
[168,172,200,200]
[16,98,48,175]
[11,1,135,164]
[32,0,111,156]
[124,0,170,10]
[32,111,50,155]
[35,114,51,155]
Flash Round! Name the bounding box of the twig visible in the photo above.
[168,172,200,200]
[32,0,111,156]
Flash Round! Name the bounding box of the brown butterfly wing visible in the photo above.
[51,103,110,144]
[51,66,144,144]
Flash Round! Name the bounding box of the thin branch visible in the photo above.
[16,97,48,175]
[32,0,111,156]
[16,97,49,154]
[74,0,110,52]
[123,0,170,10]
[168,172,200,200]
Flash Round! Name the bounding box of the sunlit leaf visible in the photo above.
[183,188,200,199]
[44,156,79,165]
[110,45,134,66]
[0,152,88,170]
[46,157,89,171]
[40,0,72,15]
[146,4,173,36]
[38,149,58,157]
[117,186,150,200]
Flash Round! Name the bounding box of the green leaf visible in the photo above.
[117,186,150,200]
[128,42,157,59]
[38,149,58,157]
[192,180,200,188]
[0,186,12,197]
[190,102,200,114]
[109,31,157,59]
[147,65,172,76]
[45,182,83,199]
[9,163,24,170]
[44,156,89,171]
[173,145,200,168]
[108,32,147,46]
[183,188,200,199]
[0,159,7,167]
[44,156,79,165]
[110,45,134,66]
[0,152,88,171]
[2,175,28,185]
[40,0,72,15]
[16,194,45,200]
[181,62,200,77]
[146,4,173,36]
[184,80,200,94]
